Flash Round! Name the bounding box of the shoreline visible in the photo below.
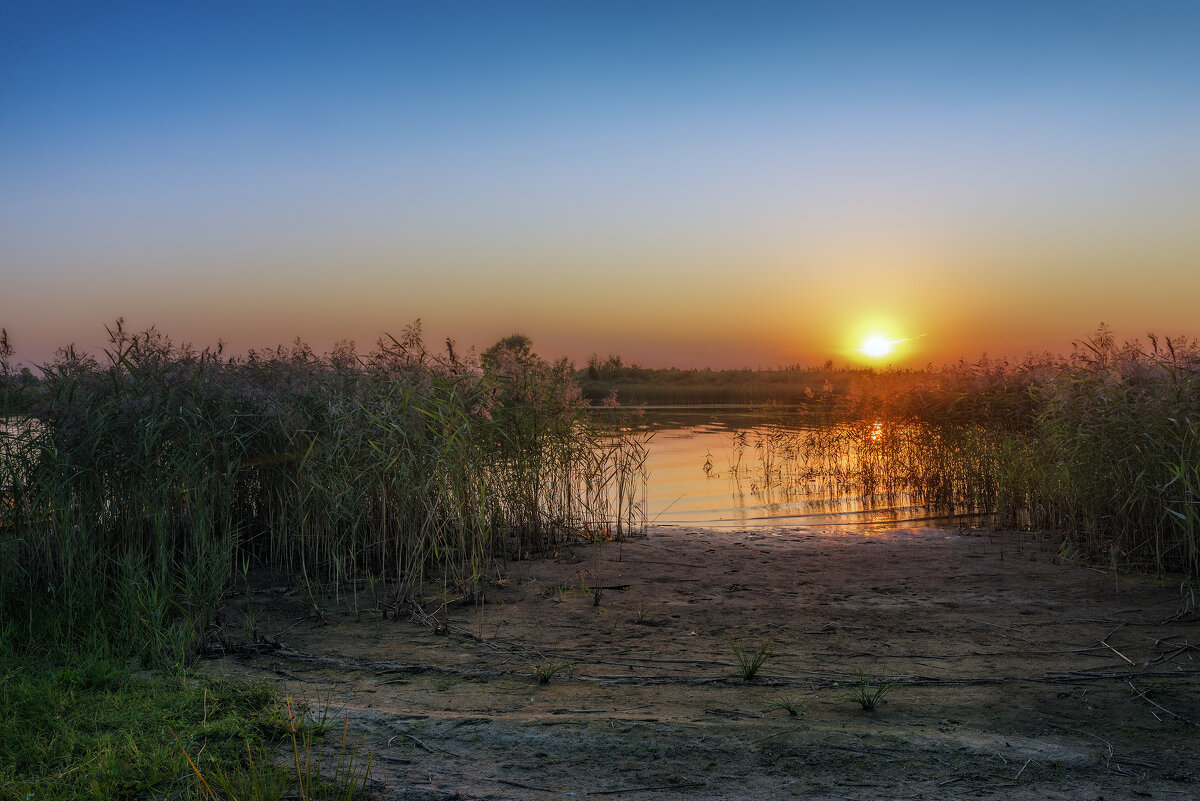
[208,525,1200,800]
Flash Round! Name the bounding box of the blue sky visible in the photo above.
[3,1,1200,368]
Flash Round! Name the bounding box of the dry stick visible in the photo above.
[1098,623,1134,664]
[551,705,652,714]
[1063,726,1114,766]
[1099,638,1134,665]
[1127,680,1200,728]
[408,604,506,651]
[491,777,558,792]
[1013,758,1033,779]
[397,732,462,758]
[1148,642,1197,667]
[588,782,707,795]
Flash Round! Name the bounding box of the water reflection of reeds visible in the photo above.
[709,419,1008,524]
[618,327,1200,581]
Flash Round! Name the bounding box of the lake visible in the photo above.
[609,407,993,530]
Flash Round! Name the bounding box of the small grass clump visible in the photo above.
[841,670,897,711]
[531,659,573,684]
[731,639,772,681]
[767,694,809,718]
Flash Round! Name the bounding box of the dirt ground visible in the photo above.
[206,526,1200,800]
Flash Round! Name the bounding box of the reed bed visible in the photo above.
[707,329,1200,580]
[3,322,1197,668]
[0,322,647,666]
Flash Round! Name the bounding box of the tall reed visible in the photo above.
[1027,329,1200,576]
[0,321,647,666]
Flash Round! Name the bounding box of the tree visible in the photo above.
[481,334,536,373]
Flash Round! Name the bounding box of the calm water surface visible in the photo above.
[616,408,982,530]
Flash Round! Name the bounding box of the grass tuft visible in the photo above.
[731,639,772,681]
[840,670,897,711]
[767,694,809,717]
[531,659,574,684]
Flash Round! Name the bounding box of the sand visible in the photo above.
[206,525,1199,800]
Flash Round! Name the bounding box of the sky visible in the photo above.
[3,0,1200,370]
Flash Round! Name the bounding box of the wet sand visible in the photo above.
[207,526,1199,800]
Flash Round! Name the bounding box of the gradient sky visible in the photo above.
[3,1,1199,370]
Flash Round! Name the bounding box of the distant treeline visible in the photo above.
[576,355,855,406]
[575,353,1037,425]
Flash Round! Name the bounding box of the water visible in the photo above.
[610,407,988,530]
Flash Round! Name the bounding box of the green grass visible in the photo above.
[0,656,373,801]
[0,658,280,800]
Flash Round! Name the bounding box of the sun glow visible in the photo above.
[859,335,894,358]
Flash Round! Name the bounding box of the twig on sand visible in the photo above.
[491,777,558,792]
[588,782,707,795]
[408,604,505,651]
[1063,725,1114,765]
[1098,624,1134,664]
[1147,641,1198,667]
[391,733,463,757]
[1013,758,1032,779]
[963,617,1039,645]
[1127,680,1200,728]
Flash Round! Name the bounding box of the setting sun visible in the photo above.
[859,335,894,358]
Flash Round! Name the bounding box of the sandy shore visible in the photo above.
[207,525,1199,800]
